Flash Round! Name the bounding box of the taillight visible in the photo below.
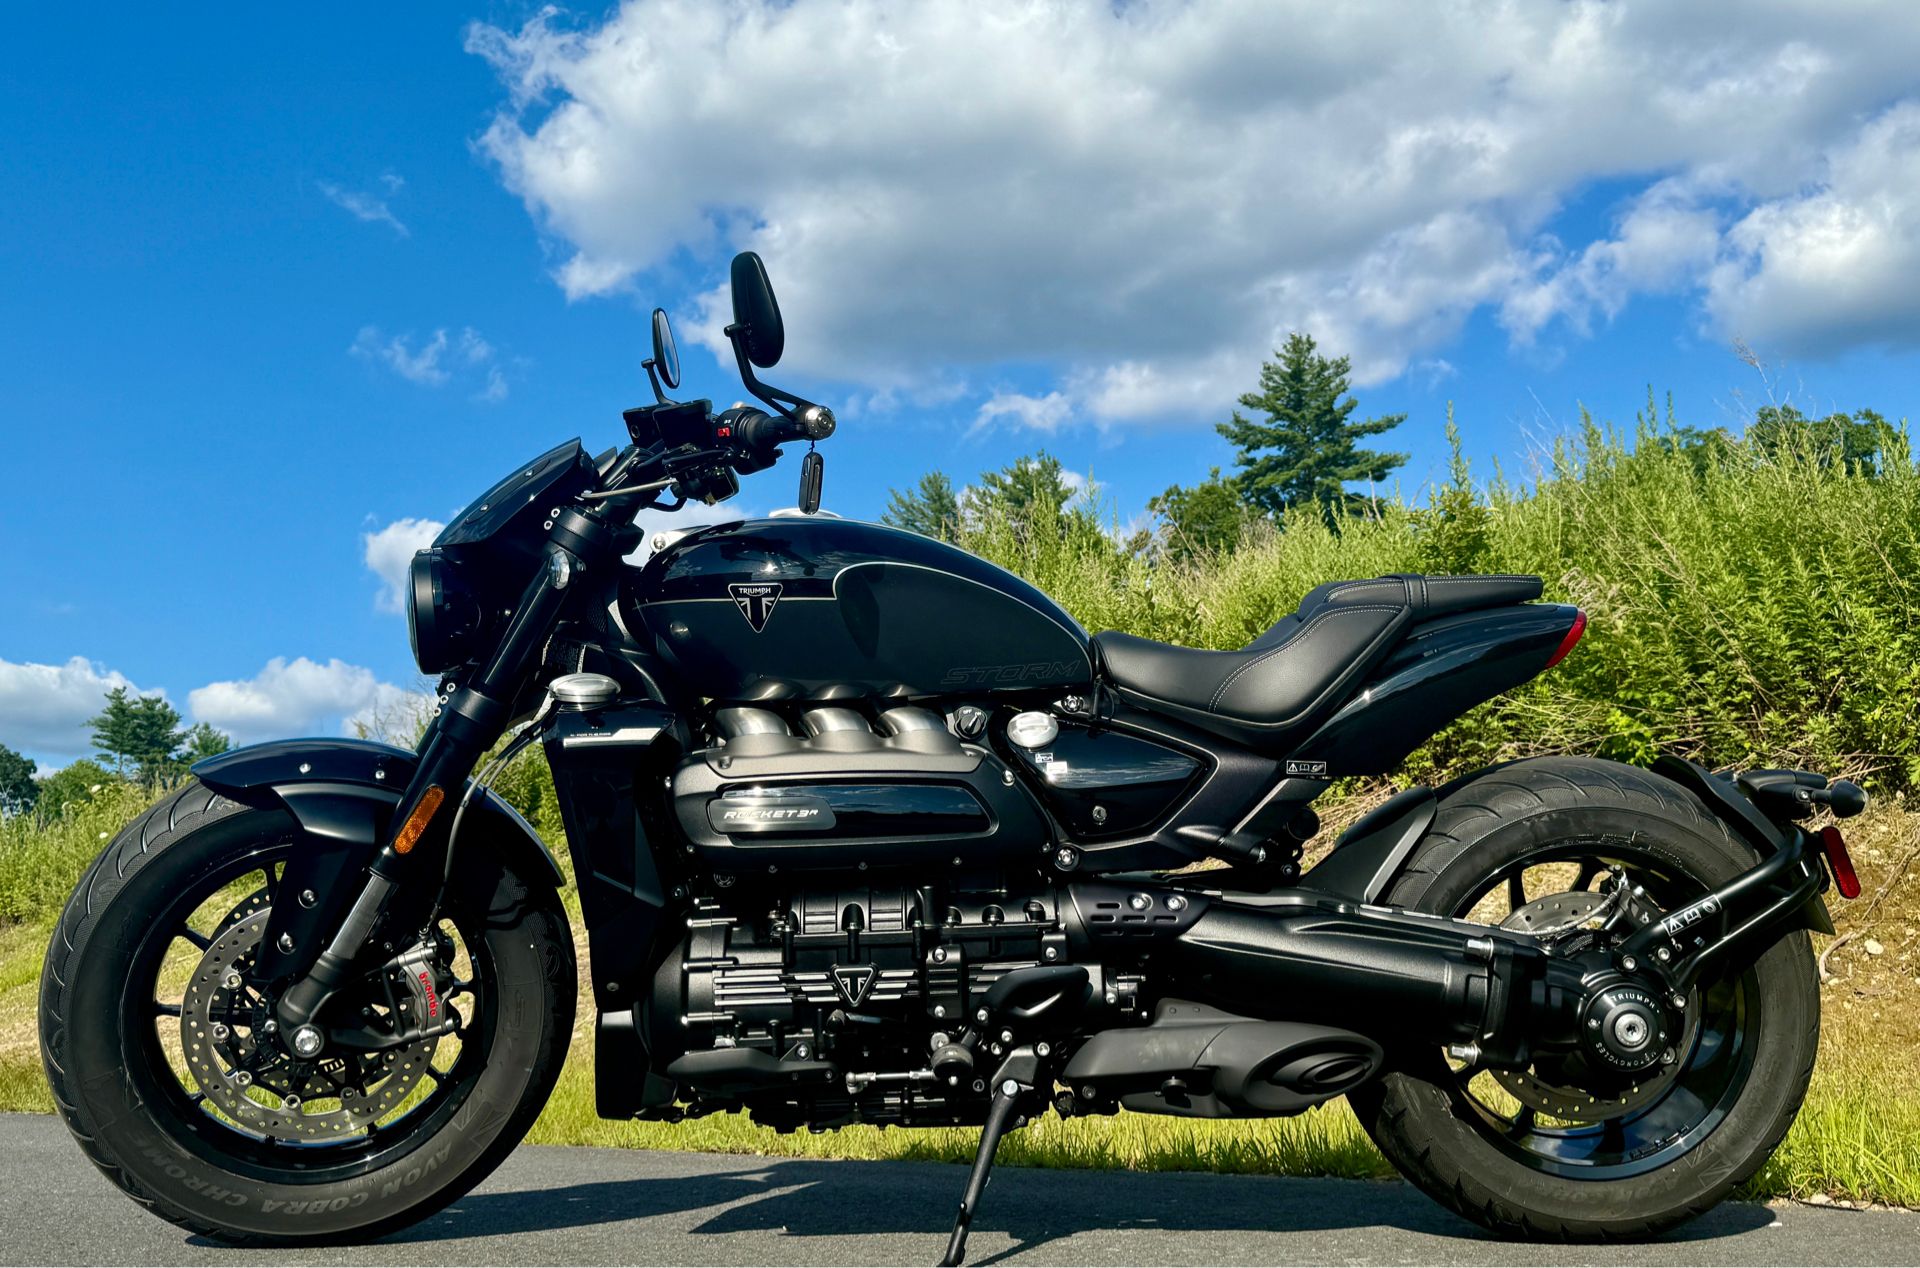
[1819,825,1862,899]
[1545,609,1587,670]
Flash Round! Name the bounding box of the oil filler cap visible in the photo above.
[1006,711,1060,749]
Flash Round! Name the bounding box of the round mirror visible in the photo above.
[650,307,681,389]
[729,251,785,369]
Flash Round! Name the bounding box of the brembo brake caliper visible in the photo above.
[393,939,456,1037]
[321,932,463,1055]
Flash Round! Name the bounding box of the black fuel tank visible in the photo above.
[624,518,1093,702]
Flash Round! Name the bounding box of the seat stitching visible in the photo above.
[1207,604,1403,711]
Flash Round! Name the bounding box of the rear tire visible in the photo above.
[1349,756,1819,1240]
[39,782,575,1245]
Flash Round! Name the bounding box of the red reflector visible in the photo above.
[1819,825,1862,900]
[1545,609,1587,670]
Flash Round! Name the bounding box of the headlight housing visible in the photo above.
[407,548,484,675]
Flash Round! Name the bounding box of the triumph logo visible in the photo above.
[728,582,783,632]
[832,965,877,1006]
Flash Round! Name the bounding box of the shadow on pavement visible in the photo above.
[364,1155,1775,1260]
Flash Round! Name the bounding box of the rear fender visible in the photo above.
[1300,785,1438,903]
[193,739,565,979]
[1652,754,1836,936]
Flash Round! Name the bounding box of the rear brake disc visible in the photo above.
[1490,889,1694,1122]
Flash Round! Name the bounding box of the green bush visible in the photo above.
[956,413,1920,790]
[0,779,161,926]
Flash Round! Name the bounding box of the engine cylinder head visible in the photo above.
[715,707,790,738]
[801,707,881,752]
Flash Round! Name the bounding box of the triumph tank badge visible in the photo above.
[728,582,783,632]
[832,965,877,1006]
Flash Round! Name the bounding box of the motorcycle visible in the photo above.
[42,252,1866,1263]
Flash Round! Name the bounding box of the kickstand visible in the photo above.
[938,1078,1024,1267]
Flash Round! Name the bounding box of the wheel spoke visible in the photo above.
[1507,1105,1537,1138]
[154,1000,182,1018]
[262,864,281,905]
[1573,859,1602,892]
[179,925,212,952]
[1506,871,1527,912]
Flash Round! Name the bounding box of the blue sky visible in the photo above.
[6,2,1920,768]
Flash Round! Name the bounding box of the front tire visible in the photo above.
[38,782,575,1244]
[1349,756,1819,1240]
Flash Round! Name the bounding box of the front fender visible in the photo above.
[192,738,564,886]
[193,738,566,982]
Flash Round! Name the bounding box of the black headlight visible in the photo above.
[407,548,483,675]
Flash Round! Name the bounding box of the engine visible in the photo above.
[647,704,1147,1129]
[650,878,1134,1129]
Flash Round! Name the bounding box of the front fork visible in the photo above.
[273,541,583,1046]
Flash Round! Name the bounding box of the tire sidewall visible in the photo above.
[43,795,572,1242]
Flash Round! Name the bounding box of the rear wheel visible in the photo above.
[39,782,574,1244]
[1349,756,1819,1239]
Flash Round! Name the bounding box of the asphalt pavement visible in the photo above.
[2,1113,1912,1265]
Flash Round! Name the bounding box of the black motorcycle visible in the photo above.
[42,253,1866,1263]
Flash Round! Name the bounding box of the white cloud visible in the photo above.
[0,657,150,762]
[363,516,447,613]
[351,326,510,399]
[1707,102,1920,354]
[319,179,409,237]
[974,391,1072,434]
[188,657,427,746]
[1504,181,1726,343]
[467,0,1920,428]
[0,653,432,763]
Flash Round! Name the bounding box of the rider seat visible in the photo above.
[1092,574,1543,750]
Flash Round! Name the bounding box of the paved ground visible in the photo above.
[3,1113,1913,1266]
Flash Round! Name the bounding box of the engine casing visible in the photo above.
[651,878,1126,1129]
[672,705,1052,872]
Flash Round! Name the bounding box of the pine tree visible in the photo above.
[178,722,232,767]
[881,471,962,542]
[968,452,1077,524]
[88,686,187,783]
[1217,332,1407,523]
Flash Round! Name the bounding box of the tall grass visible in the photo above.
[0,781,158,925]
[960,414,1920,789]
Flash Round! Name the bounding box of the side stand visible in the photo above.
[939,1076,1026,1267]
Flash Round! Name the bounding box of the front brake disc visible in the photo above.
[180,905,438,1143]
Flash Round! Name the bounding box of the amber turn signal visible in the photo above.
[392,785,446,855]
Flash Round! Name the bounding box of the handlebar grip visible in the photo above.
[725,405,836,451]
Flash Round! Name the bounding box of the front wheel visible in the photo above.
[1349,756,1819,1240]
[38,782,575,1244]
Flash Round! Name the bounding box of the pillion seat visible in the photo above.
[1092,574,1543,749]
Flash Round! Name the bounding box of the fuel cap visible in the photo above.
[1006,711,1060,748]
[548,672,620,712]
